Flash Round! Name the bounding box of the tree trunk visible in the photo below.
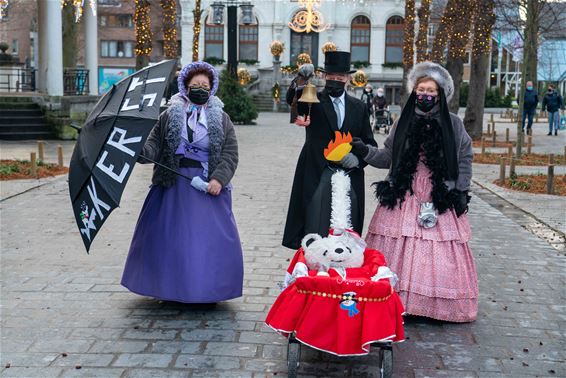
[161,0,178,59]
[415,0,432,63]
[464,0,495,140]
[464,54,489,139]
[446,57,465,113]
[516,0,539,157]
[400,0,416,107]
[62,4,77,68]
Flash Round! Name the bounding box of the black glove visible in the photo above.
[451,189,471,217]
[350,137,370,160]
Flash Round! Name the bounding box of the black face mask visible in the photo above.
[325,80,345,97]
[415,93,437,112]
[188,87,210,105]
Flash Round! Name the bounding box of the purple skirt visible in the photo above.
[121,167,243,303]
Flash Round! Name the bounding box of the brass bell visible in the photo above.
[298,82,320,104]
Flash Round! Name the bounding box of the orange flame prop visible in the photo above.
[324,131,353,162]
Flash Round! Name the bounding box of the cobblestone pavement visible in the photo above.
[1,113,564,377]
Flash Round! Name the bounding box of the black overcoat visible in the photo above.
[282,87,377,249]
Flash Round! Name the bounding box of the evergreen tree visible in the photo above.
[217,70,258,125]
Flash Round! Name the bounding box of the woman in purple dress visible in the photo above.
[121,61,243,303]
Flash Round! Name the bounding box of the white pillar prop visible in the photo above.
[84,4,98,95]
[39,0,64,96]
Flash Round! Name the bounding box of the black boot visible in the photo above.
[555,130,558,136]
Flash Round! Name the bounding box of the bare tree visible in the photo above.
[415,0,433,62]
[464,0,496,140]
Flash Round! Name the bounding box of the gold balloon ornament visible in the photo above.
[237,68,252,86]
[269,40,284,57]
[297,53,312,67]
[321,42,337,54]
[351,70,368,87]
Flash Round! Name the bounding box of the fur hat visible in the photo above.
[407,62,454,102]
[177,61,220,98]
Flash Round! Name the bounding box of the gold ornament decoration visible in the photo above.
[238,68,252,86]
[351,70,368,87]
[60,0,96,23]
[288,0,328,33]
[297,53,312,66]
[321,42,337,54]
[269,40,284,57]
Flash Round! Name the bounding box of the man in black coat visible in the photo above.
[282,51,377,249]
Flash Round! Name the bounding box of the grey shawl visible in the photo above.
[139,94,238,188]
[364,113,473,191]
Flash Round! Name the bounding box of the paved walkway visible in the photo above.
[1,112,564,377]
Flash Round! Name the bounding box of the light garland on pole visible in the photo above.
[471,0,495,56]
[134,0,152,57]
[402,0,415,69]
[160,0,178,59]
[192,0,202,61]
[415,0,431,63]
[448,0,472,60]
[430,0,457,63]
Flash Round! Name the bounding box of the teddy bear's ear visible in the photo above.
[301,233,322,250]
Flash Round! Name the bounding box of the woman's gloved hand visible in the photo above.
[350,137,370,160]
[452,189,471,217]
[340,153,360,169]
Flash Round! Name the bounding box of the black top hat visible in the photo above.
[321,51,356,74]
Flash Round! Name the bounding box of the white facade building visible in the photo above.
[180,0,406,103]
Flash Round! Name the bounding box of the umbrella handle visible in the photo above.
[138,154,194,182]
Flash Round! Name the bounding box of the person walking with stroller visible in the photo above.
[282,51,377,249]
[522,81,538,135]
[349,62,478,322]
[542,84,564,136]
[372,87,388,117]
[121,61,244,304]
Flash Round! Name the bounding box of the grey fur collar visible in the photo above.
[160,94,225,186]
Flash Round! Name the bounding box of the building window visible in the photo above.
[11,39,18,55]
[385,15,404,64]
[239,20,258,61]
[99,14,133,28]
[205,23,224,59]
[351,15,370,62]
[100,41,134,58]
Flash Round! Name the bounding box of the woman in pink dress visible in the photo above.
[350,62,478,322]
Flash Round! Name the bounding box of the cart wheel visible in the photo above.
[379,348,393,378]
[287,340,301,378]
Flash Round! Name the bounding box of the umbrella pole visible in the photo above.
[138,154,194,181]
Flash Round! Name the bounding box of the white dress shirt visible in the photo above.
[329,92,346,129]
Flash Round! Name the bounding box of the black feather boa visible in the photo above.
[373,115,455,214]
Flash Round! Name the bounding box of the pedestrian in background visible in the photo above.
[350,62,477,323]
[360,84,374,116]
[522,80,538,135]
[542,84,564,136]
[121,61,243,305]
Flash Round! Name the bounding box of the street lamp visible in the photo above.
[209,1,255,76]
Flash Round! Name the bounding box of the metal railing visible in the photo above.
[64,68,90,96]
[0,67,36,92]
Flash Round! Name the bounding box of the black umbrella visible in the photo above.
[69,60,178,252]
